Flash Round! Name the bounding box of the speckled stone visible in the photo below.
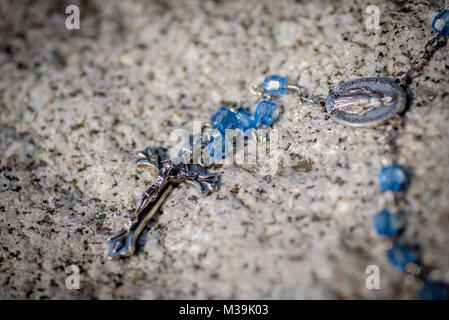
[0,0,448,299]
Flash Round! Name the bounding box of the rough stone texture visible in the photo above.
[1,0,448,299]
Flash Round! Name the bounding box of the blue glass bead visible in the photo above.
[254,100,278,128]
[235,109,255,131]
[432,10,449,37]
[374,210,400,238]
[419,280,449,300]
[263,75,288,97]
[379,164,408,192]
[205,135,232,160]
[211,107,237,135]
[387,243,418,272]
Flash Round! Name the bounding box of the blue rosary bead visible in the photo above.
[432,9,449,37]
[379,164,408,192]
[374,210,401,238]
[205,134,232,160]
[263,75,288,96]
[419,280,449,300]
[235,109,255,131]
[211,107,237,135]
[254,100,278,128]
[387,243,418,272]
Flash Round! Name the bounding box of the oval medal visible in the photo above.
[325,77,406,127]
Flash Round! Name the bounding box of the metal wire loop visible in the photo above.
[249,82,272,100]
[396,33,444,85]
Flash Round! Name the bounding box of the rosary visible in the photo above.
[107,9,449,299]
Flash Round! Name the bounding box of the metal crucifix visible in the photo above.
[107,147,219,260]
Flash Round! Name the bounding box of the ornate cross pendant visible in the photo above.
[107,147,219,260]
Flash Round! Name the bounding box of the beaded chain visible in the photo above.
[108,9,449,300]
[372,9,449,300]
[204,9,449,300]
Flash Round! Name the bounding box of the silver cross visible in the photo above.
[107,147,219,260]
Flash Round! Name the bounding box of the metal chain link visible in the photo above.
[395,33,446,86]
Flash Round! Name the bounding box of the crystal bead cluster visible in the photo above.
[206,75,288,159]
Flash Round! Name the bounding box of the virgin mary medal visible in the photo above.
[324,77,406,127]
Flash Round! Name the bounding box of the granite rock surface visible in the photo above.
[0,0,448,299]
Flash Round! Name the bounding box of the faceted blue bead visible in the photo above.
[419,280,449,300]
[432,9,449,37]
[264,75,288,97]
[205,135,232,160]
[374,210,400,238]
[235,109,255,131]
[379,164,408,192]
[387,243,418,272]
[211,107,237,135]
[254,100,278,128]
